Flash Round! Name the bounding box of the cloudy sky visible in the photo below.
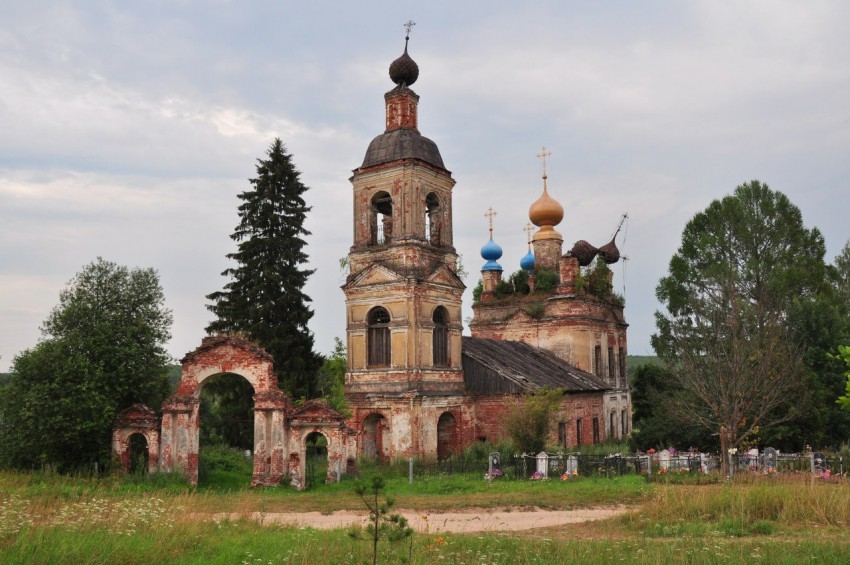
[2,1,849,372]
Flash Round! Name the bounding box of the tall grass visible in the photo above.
[622,474,850,536]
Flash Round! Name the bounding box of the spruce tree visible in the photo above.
[206,138,322,399]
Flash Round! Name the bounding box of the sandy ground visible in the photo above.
[205,506,628,533]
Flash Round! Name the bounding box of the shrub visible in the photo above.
[505,388,564,454]
[534,268,558,292]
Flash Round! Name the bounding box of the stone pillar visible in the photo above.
[252,390,289,487]
[532,234,563,276]
[480,269,502,302]
[159,396,196,481]
[558,255,579,293]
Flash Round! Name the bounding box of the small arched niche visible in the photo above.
[370,191,393,245]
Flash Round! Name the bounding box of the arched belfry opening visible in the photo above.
[370,191,393,245]
[425,192,441,245]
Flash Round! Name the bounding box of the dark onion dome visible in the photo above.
[520,249,535,273]
[481,238,504,271]
[389,43,419,86]
[570,240,598,266]
[598,238,621,264]
[361,128,445,170]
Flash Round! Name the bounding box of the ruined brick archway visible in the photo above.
[287,400,348,490]
[159,335,289,486]
[113,404,160,474]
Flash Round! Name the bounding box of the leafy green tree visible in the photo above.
[0,258,172,471]
[504,387,563,454]
[316,337,350,416]
[836,345,850,411]
[206,138,322,399]
[653,181,827,454]
[835,239,850,305]
[629,363,715,451]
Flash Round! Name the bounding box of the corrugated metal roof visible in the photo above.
[461,337,610,393]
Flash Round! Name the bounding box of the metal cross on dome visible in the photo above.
[523,222,535,248]
[484,207,497,236]
[404,20,416,39]
[536,146,552,177]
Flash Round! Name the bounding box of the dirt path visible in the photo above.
[205,506,628,533]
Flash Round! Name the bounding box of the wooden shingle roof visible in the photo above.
[461,337,610,395]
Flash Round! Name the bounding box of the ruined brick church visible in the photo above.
[113,35,631,487]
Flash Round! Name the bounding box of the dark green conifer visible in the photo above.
[206,138,322,399]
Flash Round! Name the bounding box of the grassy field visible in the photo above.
[1,469,848,564]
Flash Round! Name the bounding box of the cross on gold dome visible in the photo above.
[523,222,535,249]
[484,207,497,237]
[536,146,552,178]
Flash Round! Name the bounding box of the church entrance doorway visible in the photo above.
[362,413,388,460]
[437,412,457,460]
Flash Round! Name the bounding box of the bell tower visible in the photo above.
[343,28,465,396]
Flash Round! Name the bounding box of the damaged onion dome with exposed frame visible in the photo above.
[389,42,419,86]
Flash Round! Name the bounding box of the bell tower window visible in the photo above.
[367,307,391,367]
[425,192,441,246]
[432,306,449,367]
[370,192,393,245]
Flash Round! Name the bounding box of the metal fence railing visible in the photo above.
[355,450,845,482]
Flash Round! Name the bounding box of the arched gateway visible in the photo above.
[114,335,348,488]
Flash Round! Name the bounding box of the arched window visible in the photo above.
[432,306,449,367]
[367,307,391,367]
[425,192,441,246]
[621,409,628,436]
[610,411,617,440]
[370,192,393,245]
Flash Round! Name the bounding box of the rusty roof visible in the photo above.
[461,337,610,393]
[360,128,445,170]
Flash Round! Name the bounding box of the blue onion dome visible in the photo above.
[520,249,536,272]
[481,238,503,271]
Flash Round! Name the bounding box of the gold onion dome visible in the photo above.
[528,174,564,241]
[529,184,564,227]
